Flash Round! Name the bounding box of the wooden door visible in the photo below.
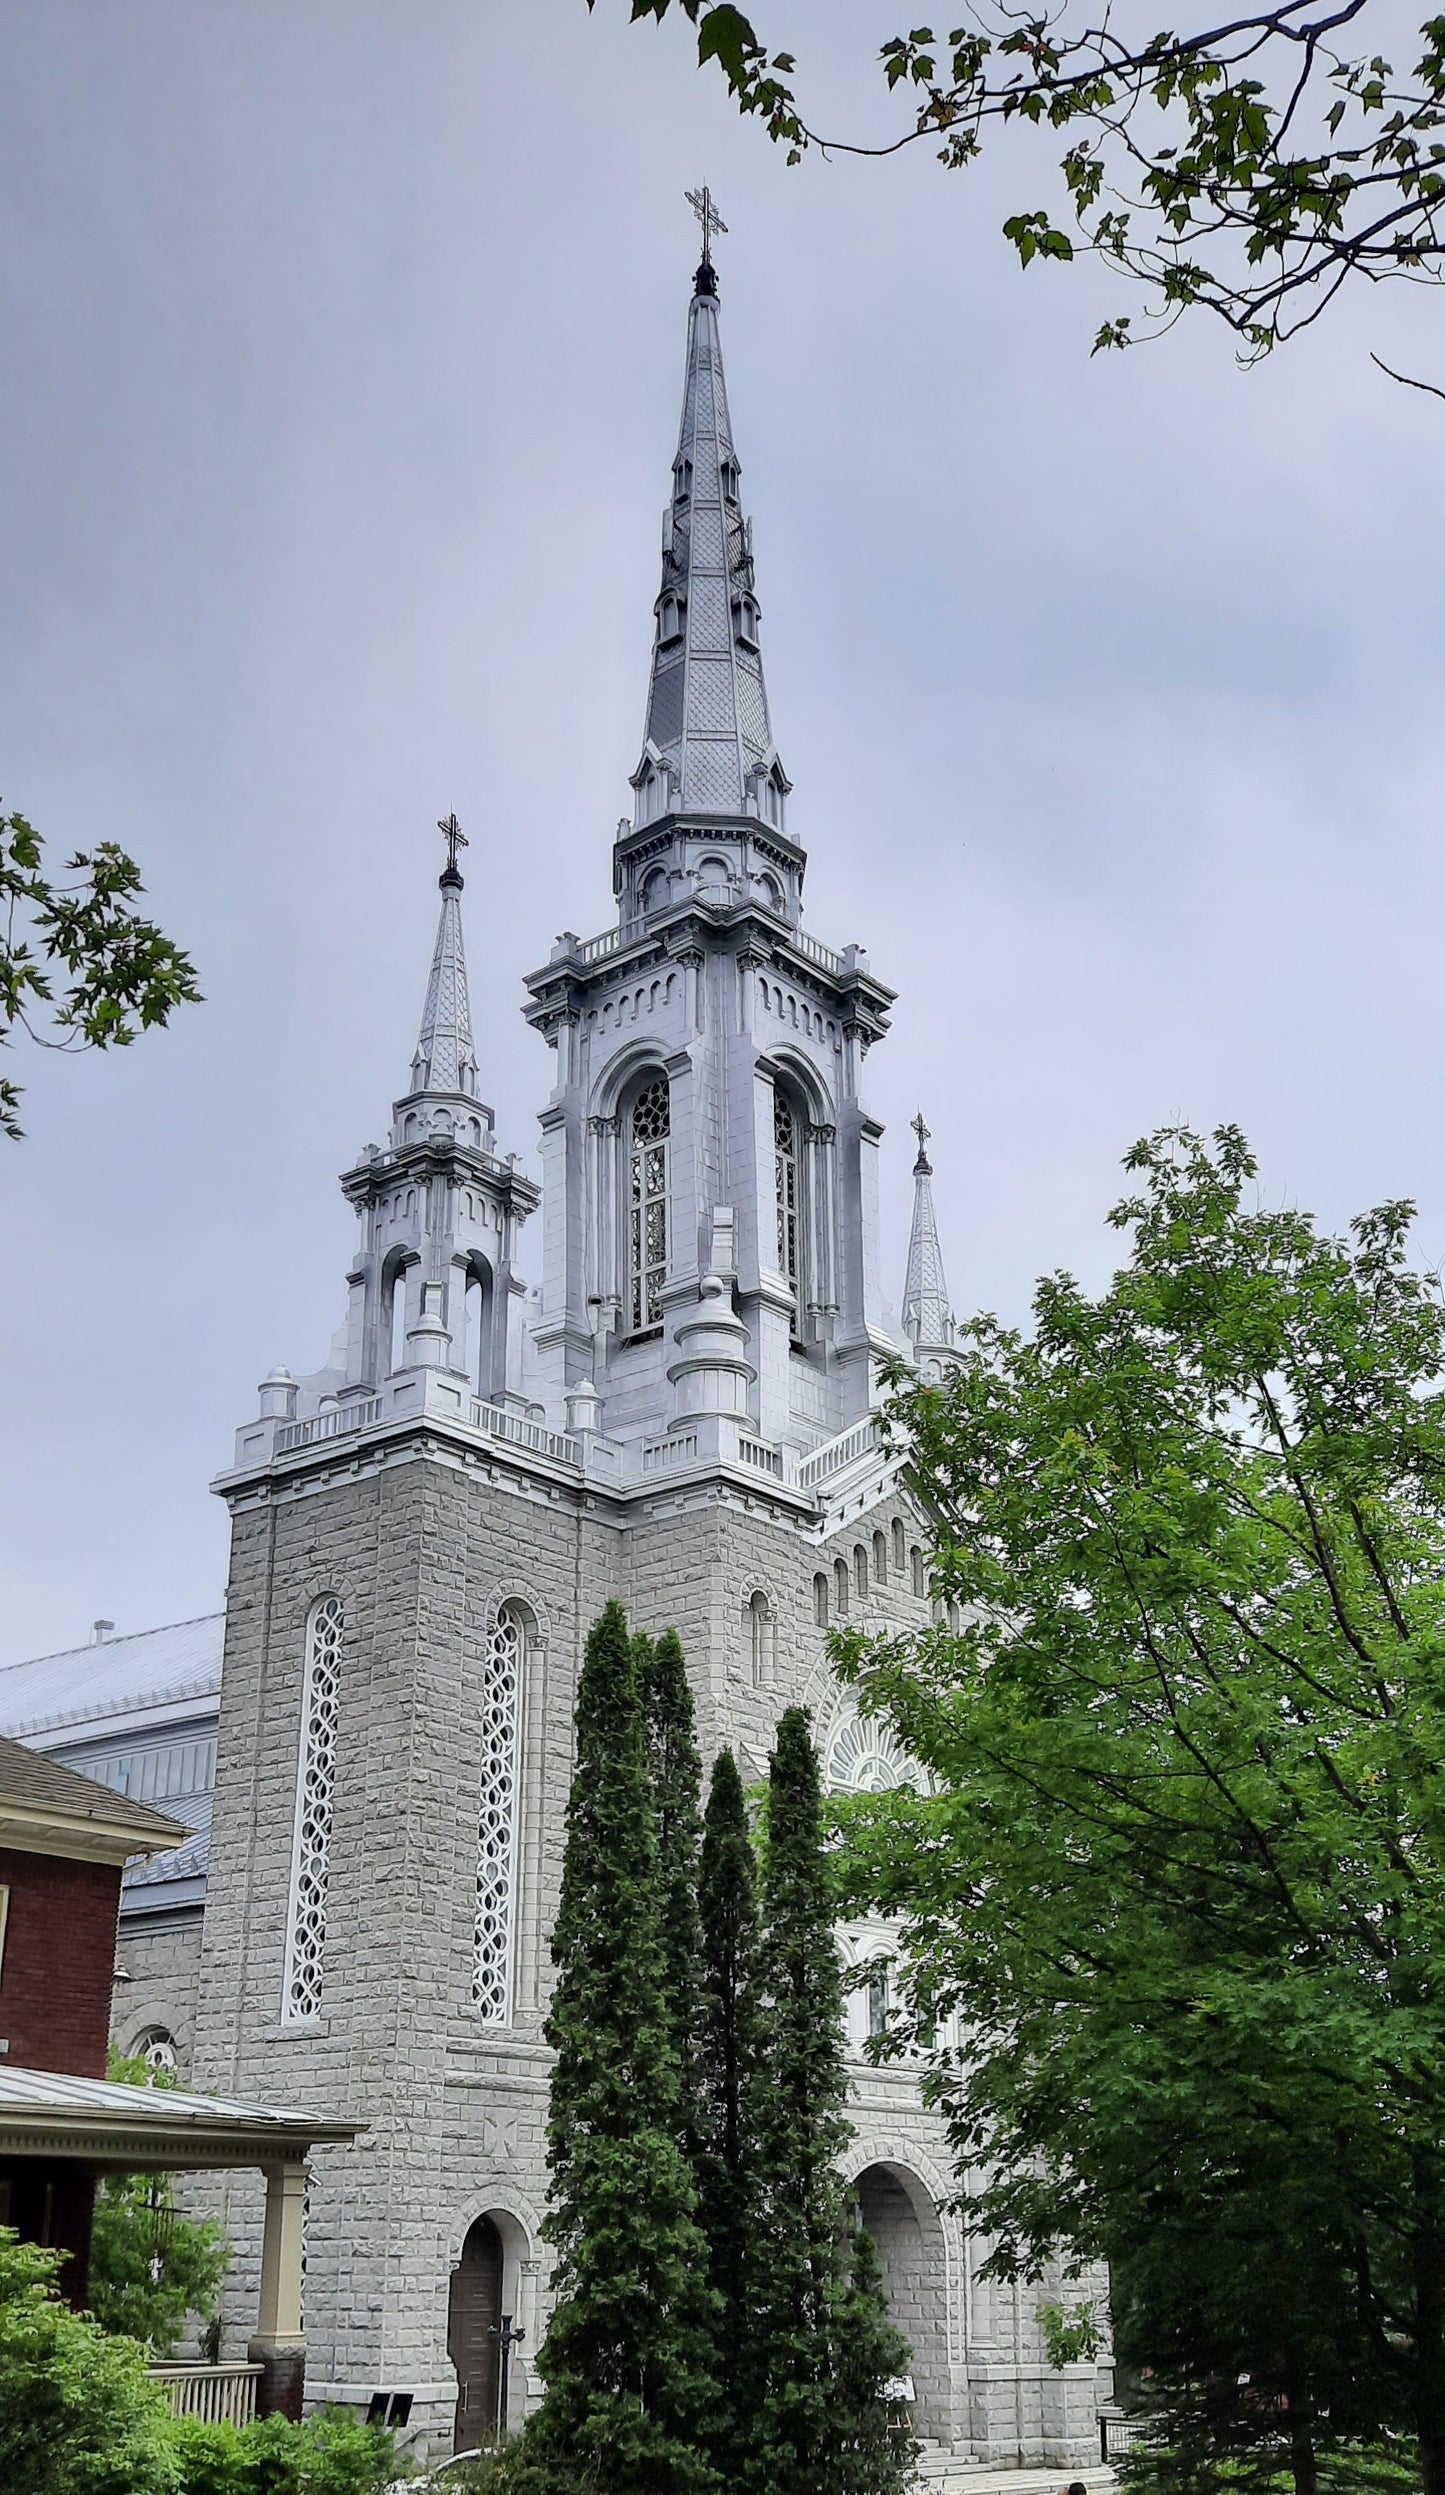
[447,2215,503,2452]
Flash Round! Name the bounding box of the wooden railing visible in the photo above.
[150,2363,263,2427]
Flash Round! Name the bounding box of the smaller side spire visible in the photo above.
[902,1113,957,1366]
[410,813,480,1100]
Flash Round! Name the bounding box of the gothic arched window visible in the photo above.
[282,1594,343,2024]
[911,1545,926,1599]
[629,1074,671,1335]
[872,1529,888,1585]
[473,1605,525,2025]
[774,1090,801,1317]
[854,1544,869,1598]
[814,1572,829,1628]
[834,1556,850,1617]
[746,1590,773,1688]
[892,1517,907,1576]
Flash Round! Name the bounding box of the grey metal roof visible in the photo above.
[0,2064,362,2158]
[0,1614,223,1739]
[0,1733,187,1848]
[123,1801,210,1906]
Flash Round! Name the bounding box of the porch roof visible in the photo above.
[0,2066,363,2170]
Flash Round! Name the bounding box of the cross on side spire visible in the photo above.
[410,818,479,1099]
[902,1109,956,1362]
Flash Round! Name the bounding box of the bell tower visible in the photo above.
[523,237,902,1457]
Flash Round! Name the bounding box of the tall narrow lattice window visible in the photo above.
[472,1606,524,2023]
[282,1594,343,2024]
[774,1091,800,1305]
[629,1074,671,1333]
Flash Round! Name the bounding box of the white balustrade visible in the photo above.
[149,2364,263,2427]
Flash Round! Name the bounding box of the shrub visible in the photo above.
[168,2407,404,2495]
[0,2225,180,2495]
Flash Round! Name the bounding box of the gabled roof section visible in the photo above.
[0,1615,224,1742]
[635,268,780,821]
[0,1733,188,1864]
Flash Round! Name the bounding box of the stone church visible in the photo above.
[0,240,1107,2468]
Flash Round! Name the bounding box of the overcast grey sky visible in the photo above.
[1,0,1441,1664]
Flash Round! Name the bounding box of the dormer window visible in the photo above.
[675,457,693,502]
[733,592,760,649]
[720,457,739,501]
[658,593,686,646]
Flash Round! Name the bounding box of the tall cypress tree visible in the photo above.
[638,1629,706,2163]
[697,1747,758,2471]
[744,1706,913,2495]
[517,1601,718,2494]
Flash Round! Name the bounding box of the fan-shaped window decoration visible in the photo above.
[774,1092,800,1311]
[136,2028,177,2080]
[629,1075,671,1334]
[472,1606,524,2024]
[282,1594,343,2024]
[828,1711,913,1796]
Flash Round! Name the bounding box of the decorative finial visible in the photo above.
[911,1110,932,1176]
[685,185,728,294]
[437,811,468,890]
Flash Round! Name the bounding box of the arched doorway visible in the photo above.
[856,2162,951,2443]
[447,2214,503,2453]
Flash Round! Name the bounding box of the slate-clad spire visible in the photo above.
[633,254,783,825]
[902,1114,956,1363]
[409,815,480,1099]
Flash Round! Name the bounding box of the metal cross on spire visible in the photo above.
[437,811,468,885]
[911,1110,932,1172]
[685,184,728,272]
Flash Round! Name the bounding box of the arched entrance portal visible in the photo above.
[856,2162,951,2443]
[447,2214,503,2453]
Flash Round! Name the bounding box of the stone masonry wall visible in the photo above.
[197,1430,1103,2467]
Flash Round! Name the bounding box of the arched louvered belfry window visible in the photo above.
[628,1073,671,1335]
[774,1088,801,1323]
[472,1604,525,2024]
[282,1594,344,2023]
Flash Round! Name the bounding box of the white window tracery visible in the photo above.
[282,1594,343,2024]
[629,1075,671,1334]
[774,1090,800,1310]
[472,1606,524,2024]
[828,1710,913,1795]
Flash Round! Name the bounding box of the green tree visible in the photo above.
[517,1600,718,2494]
[696,1746,758,2472]
[87,2052,229,2355]
[638,1629,707,2165]
[745,1707,911,2495]
[0,809,199,1139]
[0,2227,179,2495]
[603,1,1445,359]
[837,1126,1445,2494]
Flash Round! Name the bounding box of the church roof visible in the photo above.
[902,1115,956,1356]
[635,258,780,820]
[0,1613,224,1742]
[408,831,480,1100]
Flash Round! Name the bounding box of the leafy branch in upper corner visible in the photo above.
[0,809,200,1139]
[604,0,1445,356]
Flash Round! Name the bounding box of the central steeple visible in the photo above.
[628,233,790,842]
